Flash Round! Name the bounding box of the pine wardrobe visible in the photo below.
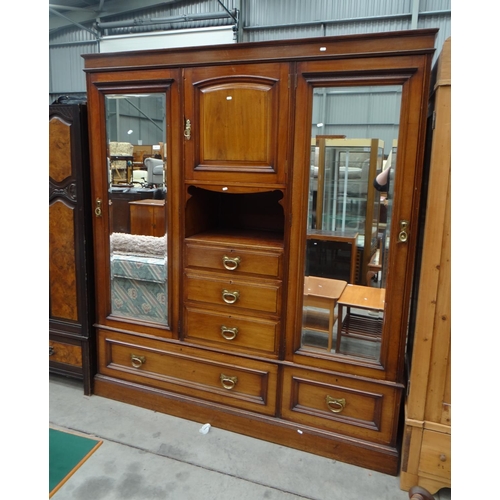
[83,29,437,475]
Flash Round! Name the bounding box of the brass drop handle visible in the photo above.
[325,395,346,413]
[222,289,240,304]
[131,354,146,368]
[222,255,241,271]
[184,119,191,140]
[221,326,238,340]
[398,219,409,243]
[95,198,102,217]
[220,373,238,390]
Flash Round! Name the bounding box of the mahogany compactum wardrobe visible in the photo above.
[83,29,436,475]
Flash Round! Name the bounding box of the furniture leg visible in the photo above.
[327,304,334,351]
[335,303,344,353]
[408,486,435,500]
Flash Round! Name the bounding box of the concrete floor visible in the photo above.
[49,374,451,500]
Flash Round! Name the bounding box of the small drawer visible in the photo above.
[419,429,451,480]
[98,330,278,416]
[281,366,401,445]
[49,340,82,367]
[184,271,281,315]
[184,306,279,356]
[186,242,282,278]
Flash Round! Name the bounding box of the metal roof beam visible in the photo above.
[49,0,182,32]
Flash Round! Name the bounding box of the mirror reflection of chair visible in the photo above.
[144,157,164,186]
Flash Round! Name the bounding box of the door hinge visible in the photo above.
[432,110,436,130]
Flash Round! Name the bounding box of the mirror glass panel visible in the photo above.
[105,93,169,325]
[301,85,400,362]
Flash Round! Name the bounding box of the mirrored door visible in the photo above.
[301,85,401,362]
[105,93,169,325]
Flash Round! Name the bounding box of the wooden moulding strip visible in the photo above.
[405,417,450,435]
[93,375,401,476]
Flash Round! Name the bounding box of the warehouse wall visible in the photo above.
[49,0,451,103]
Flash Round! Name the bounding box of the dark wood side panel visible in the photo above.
[49,117,72,182]
[49,201,78,321]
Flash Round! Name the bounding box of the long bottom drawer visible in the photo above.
[98,329,278,416]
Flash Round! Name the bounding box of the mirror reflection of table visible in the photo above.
[129,199,166,237]
[303,276,347,351]
[335,284,386,354]
[108,187,156,233]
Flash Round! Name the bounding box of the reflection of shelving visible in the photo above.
[309,137,383,284]
[306,229,358,283]
[338,313,383,342]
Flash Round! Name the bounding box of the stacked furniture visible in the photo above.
[83,30,436,475]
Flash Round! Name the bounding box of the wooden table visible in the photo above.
[303,276,347,351]
[336,284,386,353]
[129,199,166,237]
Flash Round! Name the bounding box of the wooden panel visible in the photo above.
[184,63,289,183]
[49,340,82,367]
[184,271,281,315]
[426,174,451,425]
[200,83,274,163]
[400,37,451,493]
[98,330,278,416]
[49,201,78,321]
[49,117,72,182]
[185,242,282,278]
[419,430,451,480]
[406,37,451,425]
[184,306,279,356]
[281,366,401,445]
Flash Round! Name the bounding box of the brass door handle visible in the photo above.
[95,198,102,217]
[222,289,240,304]
[131,354,146,368]
[325,395,346,413]
[222,255,241,271]
[220,373,238,390]
[221,326,238,340]
[184,119,191,140]
[398,220,409,242]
